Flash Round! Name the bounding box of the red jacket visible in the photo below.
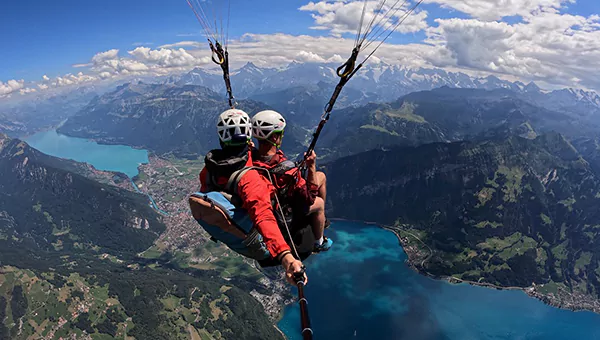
[199,151,290,258]
[251,149,318,210]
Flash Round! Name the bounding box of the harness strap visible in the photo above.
[226,167,252,194]
[209,165,304,260]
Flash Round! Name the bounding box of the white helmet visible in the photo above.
[216,109,252,145]
[252,110,286,140]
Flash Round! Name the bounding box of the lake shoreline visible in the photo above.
[54,128,162,156]
[328,218,600,315]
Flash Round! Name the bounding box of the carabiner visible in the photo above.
[209,40,225,65]
[336,46,360,78]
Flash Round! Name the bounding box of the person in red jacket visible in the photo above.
[193,109,306,285]
[251,110,333,252]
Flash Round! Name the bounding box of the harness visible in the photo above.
[201,149,312,263]
[210,165,297,232]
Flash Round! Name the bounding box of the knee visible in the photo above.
[310,197,325,213]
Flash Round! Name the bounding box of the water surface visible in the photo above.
[279,221,600,340]
[24,130,148,178]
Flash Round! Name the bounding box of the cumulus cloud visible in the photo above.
[35,72,99,92]
[425,0,574,21]
[425,10,600,89]
[229,33,434,69]
[91,49,120,63]
[19,88,36,95]
[54,72,98,86]
[0,79,25,97]
[300,0,429,37]
[3,0,600,99]
[128,47,197,68]
[427,19,516,70]
[85,46,212,79]
[295,50,345,63]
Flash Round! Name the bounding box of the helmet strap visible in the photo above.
[267,139,281,148]
[268,132,283,149]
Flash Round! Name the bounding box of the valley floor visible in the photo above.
[127,156,293,322]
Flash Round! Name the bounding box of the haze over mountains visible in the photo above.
[174,62,600,118]
[3,61,600,143]
[54,74,600,163]
[0,88,98,137]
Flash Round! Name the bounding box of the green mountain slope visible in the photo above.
[317,87,577,159]
[0,134,284,339]
[325,133,600,303]
[58,83,305,158]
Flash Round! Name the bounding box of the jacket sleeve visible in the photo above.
[287,169,317,207]
[199,167,208,193]
[237,170,291,258]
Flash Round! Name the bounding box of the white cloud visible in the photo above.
[295,50,345,63]
[35,72,99,92]
[99,72,112,79]
[128,47,198,68]
[424,0,574,21]
[19,88,36,95]
[53,72,98,87]
[159,41,204,49]
[300,0,429,37]
[132,42,154,47]
[0,79,25,97]
[229,33,433,69]
[3,0,600,99]
[425,10,600,90]
[58,46,213,82]
[427,19,516,69]
[91,49,120,63]
[73,63,92,68]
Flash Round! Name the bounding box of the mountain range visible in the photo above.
[316,86,597,159]
[173,62,600,119]
[58,83,307,158]
[0,87,98,137]
[55,82,600,165]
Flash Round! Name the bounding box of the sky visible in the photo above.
[1,0,600,98]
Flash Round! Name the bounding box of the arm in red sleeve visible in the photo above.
[286,169,317,207]
[237,170,291,258]
[199,167,209,193]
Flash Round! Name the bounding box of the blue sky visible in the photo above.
[0,0,318,81]
[1,0,600,95]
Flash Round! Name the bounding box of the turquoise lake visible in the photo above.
[279,221,600,340]
[24,130,148,178]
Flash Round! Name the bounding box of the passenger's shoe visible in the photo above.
[313,237,333,253]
